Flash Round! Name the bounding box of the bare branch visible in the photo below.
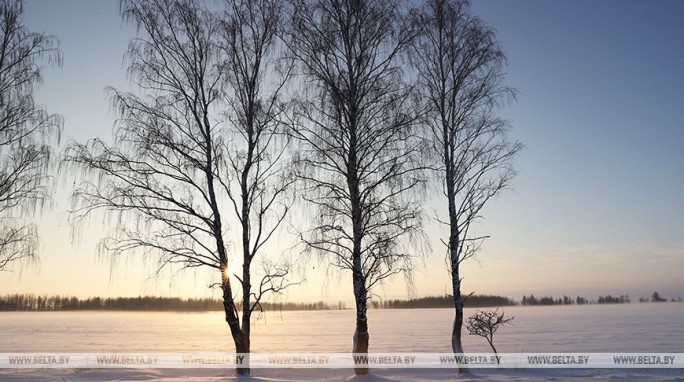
[0,0,62,271]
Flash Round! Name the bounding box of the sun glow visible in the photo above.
[223,262,241,283]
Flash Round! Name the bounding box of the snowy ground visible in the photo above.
[1,304,683,380]
[2,367,684,381]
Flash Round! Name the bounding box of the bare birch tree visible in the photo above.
[411,0,522,372]
[287,0,424,374]
[0,0,62,271]
[219,0,295,355]
[63,0,291,375]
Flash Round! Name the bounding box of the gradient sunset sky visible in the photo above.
[2,0,683,303]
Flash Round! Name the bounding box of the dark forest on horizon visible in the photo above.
[0,293,510,311]
[1,292,678,312]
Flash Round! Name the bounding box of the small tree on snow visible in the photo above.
[465,308,514,355]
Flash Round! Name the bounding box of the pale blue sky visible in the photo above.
[469,0,684,293]
[2,0,683,303]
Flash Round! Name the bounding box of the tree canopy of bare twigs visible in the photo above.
[465,308,514,355]
[0,0,62,272]
[411,0,522,370]
[62,0,292,375]
[220,0,296,358]
[287,0,425,374]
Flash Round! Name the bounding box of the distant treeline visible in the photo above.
[521,294,630,305]
[0,293,512,312]
[520,291,681,306]
[2,292,679,312]
[0,294,346,312]
[0,293,513,311]
[377,294,514,309]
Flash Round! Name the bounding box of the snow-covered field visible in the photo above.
[1,303,683,381]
